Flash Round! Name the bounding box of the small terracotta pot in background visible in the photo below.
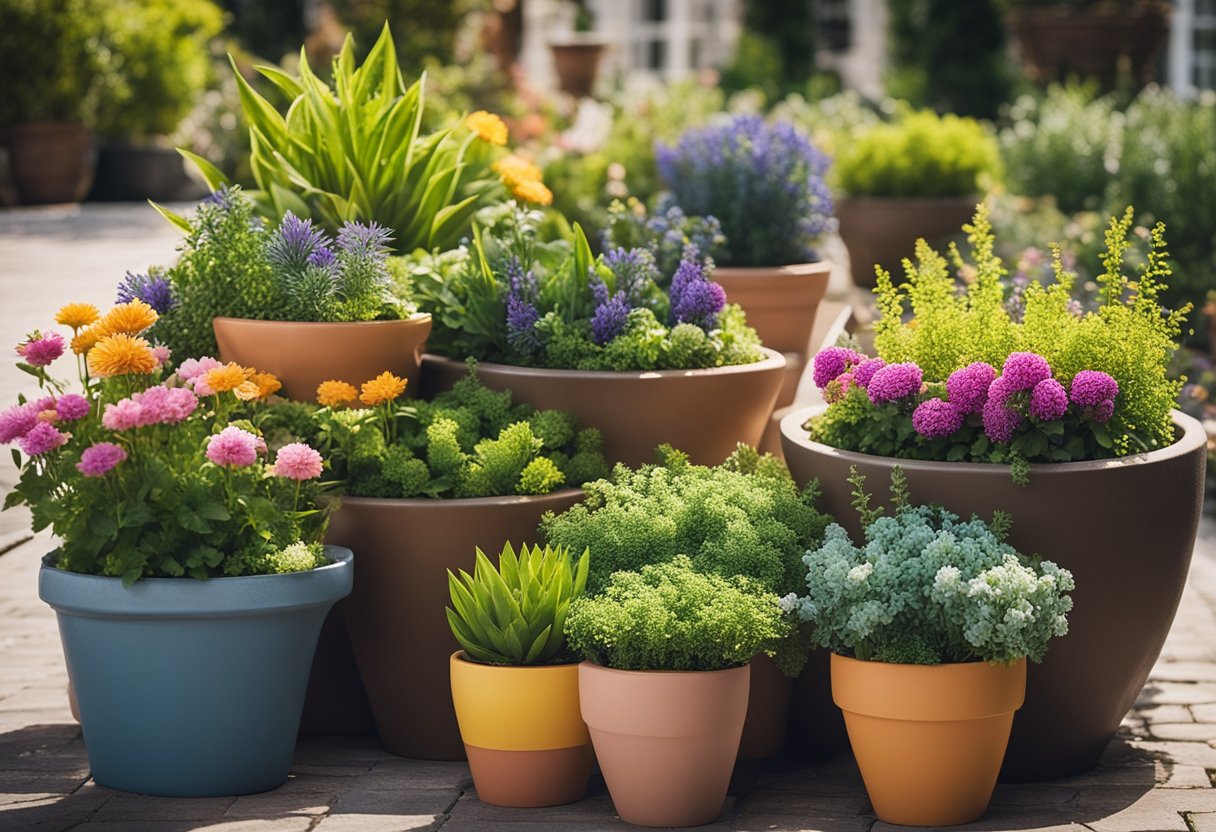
[579,661,749,828]
[550,40,607,98]
[832,654,1026,827]
[836,196,977,289]
[213,314,432,402]
[7,122,96,205]
[450,652,592,807]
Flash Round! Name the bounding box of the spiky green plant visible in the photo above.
[446,542,590,666]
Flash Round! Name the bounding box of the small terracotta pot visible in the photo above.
[550,40,607,98]
[836,196,977,289]
[7,122,96,205]
[833,654,1026,827]
[737,652,792,760]
[212,314,432,402]
[421,348,786,468]
[579,661,749,828]
[450,652,592,807]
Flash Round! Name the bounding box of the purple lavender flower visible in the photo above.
[603,247,661,306]
[668,256,726,330]
[982,396,1024,443]
[852,358,886,389]
[337,221,393,262]
[267,213,329,272]
[506,294,541,353]
[200,187,234,210]
[1001,352,1052,392]
[946,362,998,414]
[306,246,337,270]
[912,398,965,438]
[506,256,539,303]
[591,292,631,345]
[1070,370,1119,407]
[812,347,862,389]
[1029,378,1069,421]
[867,363,924,405]
[116,271,176,314]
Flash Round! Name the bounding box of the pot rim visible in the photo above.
[781,404,1206,475]
[424,346,785,382]
[578,660,750,678]
[336,486,584,511]
[830,651,1025,669]
[452,650,582,671]
[213,312,431,328]
[712,259,832,276]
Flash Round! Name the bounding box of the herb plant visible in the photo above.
[447,542,590,665]
[782,469,1074,665]
[602,198,727,280]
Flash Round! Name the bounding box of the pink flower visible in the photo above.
[1029,378,1069,422]
[177,356,221,382]
[102,398,144,431]
[982,396,1023,444]
[272,443,324,481]
[151,344,172,368]
[852,358,886,389]
[1001,352,1052,392]
[812,347,862,389]
[0,403,38,444]
[867,363,924,405]
[823,372,855,404]
[205,426,259,468]
[1092,399,1115,423]
[946,362,997,414]
[55,393,90,422]
[76,442,127,477]
[1070,370,1119,408]
[135,386,198,426]
[17,333,65,367]
[912,398,965,438]
[18,421,68,456]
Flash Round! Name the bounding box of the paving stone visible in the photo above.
[1190,811,1216,831]
[1151,663,1216,684]
[1150,723,1216,742]
[224,788,336,818]
[872,818,1090,832]
[1194,704,1216,724]
[1141,705,1198,724]
[312,813,441,831]
[91,794,236,820]
[732,816,872,832]
[1132,740,1216,768]
[1085,787,1216,831]
[329,787,460,817]
[1140,683,1216,707]
[1158,763,1216,788]
[448,791,620,823]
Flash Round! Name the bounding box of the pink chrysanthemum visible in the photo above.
[76,442,127,477]
[1070,370,1119,408]
[1029,378,1069,422]
[867,363,924,405]
[102,398,144,431]
[946,362,997,414]
[852,358,886,389]
[55,393,90,422]
[135,386,199,426]
[982,396,1024,444]
[17,333,65,367]
[1001,352,1052,392]
[812,347,862,389]
[151,344,172,368]
[272,442,324,481]
[205,426,259,468]
[18,421,68,456]
[177,356,221,381]
[912,398,965,438]
[0,403,38,444]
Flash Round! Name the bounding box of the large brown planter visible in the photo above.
[550,40,607,98]
[1008,7,1169,87]
[213,314,431,402]
[90,143,208,203]
[7,122,95,205]
[326,490,585,759]
[780,405,1206,780]
[836,196,977,289]
[421,348,786,468]
[737,653,793,760]
[715,261,832,409]
[579,661,749,827]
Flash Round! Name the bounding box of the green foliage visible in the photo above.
[225,541,328,576]
[447,542,589,665]
[784,469,1075,665]
[836,110,1001,198]
[0,0,106,125]
[331,0,475,78]
[565,556,789,672]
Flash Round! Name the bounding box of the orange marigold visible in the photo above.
[513,179,554,206]
[360,371,408,406]
[72,328,100,356]
[250,372,282,399]
[87,334,158,377]
[95,300,159,337]
[465,110,508,146]
[317,380,359,408]
[202,362,254,394]
[55,303,100,330]
[493,154,542,188]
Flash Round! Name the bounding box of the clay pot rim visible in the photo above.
[336,487,584,511]
[452,650,581,672]
[829,651,1021,669]
[213,312,432,329]
[425,346,785,381]
[579,660,749,678]
[781,404,1206,475]
[713,260,832,277]
[836,194,982,207]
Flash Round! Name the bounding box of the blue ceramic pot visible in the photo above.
[39,546,353,796]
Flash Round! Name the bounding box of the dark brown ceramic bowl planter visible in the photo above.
[714,261,832,409]
[326,489,585,760]
[836,196,977,289]
[780,405,1207,780]
[213,314,431,403]
[579,662,749,827]
[450,653,592,807]
[1008,7,1169,87]
[421,348,786,468]
[550,40,608,98]
[7,122,96,205]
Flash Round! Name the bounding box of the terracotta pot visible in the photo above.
[421,348,786,468]
[7,122,95,205]
[737,652,792,760]
[450,652,592,807]
[715,261,832,409]
[550,41,607,98]
[212,314,432,403]
[327,490,584,759]
[1008,7,1169,87]
[836,196,977,289]
[781,405,1206,780]
[579,661,749,828]
[833,654,1026,827]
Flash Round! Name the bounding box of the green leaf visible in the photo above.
[148,200,192,233]
[176,149,230,191]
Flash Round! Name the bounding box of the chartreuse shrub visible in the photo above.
[565,556,789,672]
[782,468,1074,665]
[446,542,589,665]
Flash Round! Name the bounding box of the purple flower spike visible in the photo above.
[867,363,923,404]
[946,362,997,414]
[812,347,862,389]
[1029,378,1069,422]
[116,272,176,314]
[1070,370,1119,408]
[912,398,965,438]
[1002,352,1052,392]
[267,212,329,272]
[591,292,631,345]
[668,256,726,329]
[337,220,393,262]
[506,294,541,352]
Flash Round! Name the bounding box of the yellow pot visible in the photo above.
[449,652,592,807]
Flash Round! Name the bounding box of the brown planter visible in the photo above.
[780,405,1206,780]
[579,662,749,827]
[737,653,792,760]
[326,490,585,759]
[715,261,832,409]
[213,314,432,403]
[836,196,978,289]
[7,122,95,205]
[421,348,786,468]
[834,654,1026,827]
[89,143,208,203]
[1008,7,1169,87]
[550,41,607,98]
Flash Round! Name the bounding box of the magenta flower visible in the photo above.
[982,396,1023,444]
[823,372,856,404]
[272,443,324,481]
[0,403,39,444]
[1029,378,1069,422]
[151,344,172,368]
[76,442,127,477]
[1070,370,1119,408]
[1092,399,1115,423]
[852,358,886,389]
[102,399,144,431]
[812,347,862,389]
[867,363,924,405]
[946,362,997,414]
[136,386,198,426]
[205,426,259,468]
[986,375,1014,406]
[55,394,90,422]
[177,356,221,382]
[18,421,68,456]
[912,398,965,438]
[1001,352,1052,392]
[17,332,65,367]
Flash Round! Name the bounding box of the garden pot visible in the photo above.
[421,348,786,468]
[833,653,1026,827]
[549,40,607,98]
[7,122,95,205]
[579,661,749,828]
[38,546,353,797]
[327,489,584,759]
[737,653,793,760]
[714,261,832,409]
[1008,7,1169,87]
[836,196,977,289]
[781,405,1206,780]
[89,143,208,203]
[213,314,431,403]
[450,652,592,807]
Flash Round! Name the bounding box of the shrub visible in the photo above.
[0,0,106,126]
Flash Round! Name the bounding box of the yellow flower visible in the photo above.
[360,371,408,406]
[317,380,359,408]
[201,362,254,394]
[513,179,553,206]
[465,110,508,146]
[95,300,159,337]
[493,154,543,189]
[87,334,157,377]
[250,372,282,399]
[71,327,100,356]
[55,303,100,330]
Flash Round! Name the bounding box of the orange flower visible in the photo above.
[465,110,508,146]
[55,303,100,330]
[201,362,254,394]
[250,372,282,399]
[359,371,407,406]
[71,327,100,355]
[94,300,159,338]
[87,334,158,377]
[493,154,543,189]
[513,179,553,206]
[317,380,358,408]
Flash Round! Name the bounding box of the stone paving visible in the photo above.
[1,205,1215,831]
